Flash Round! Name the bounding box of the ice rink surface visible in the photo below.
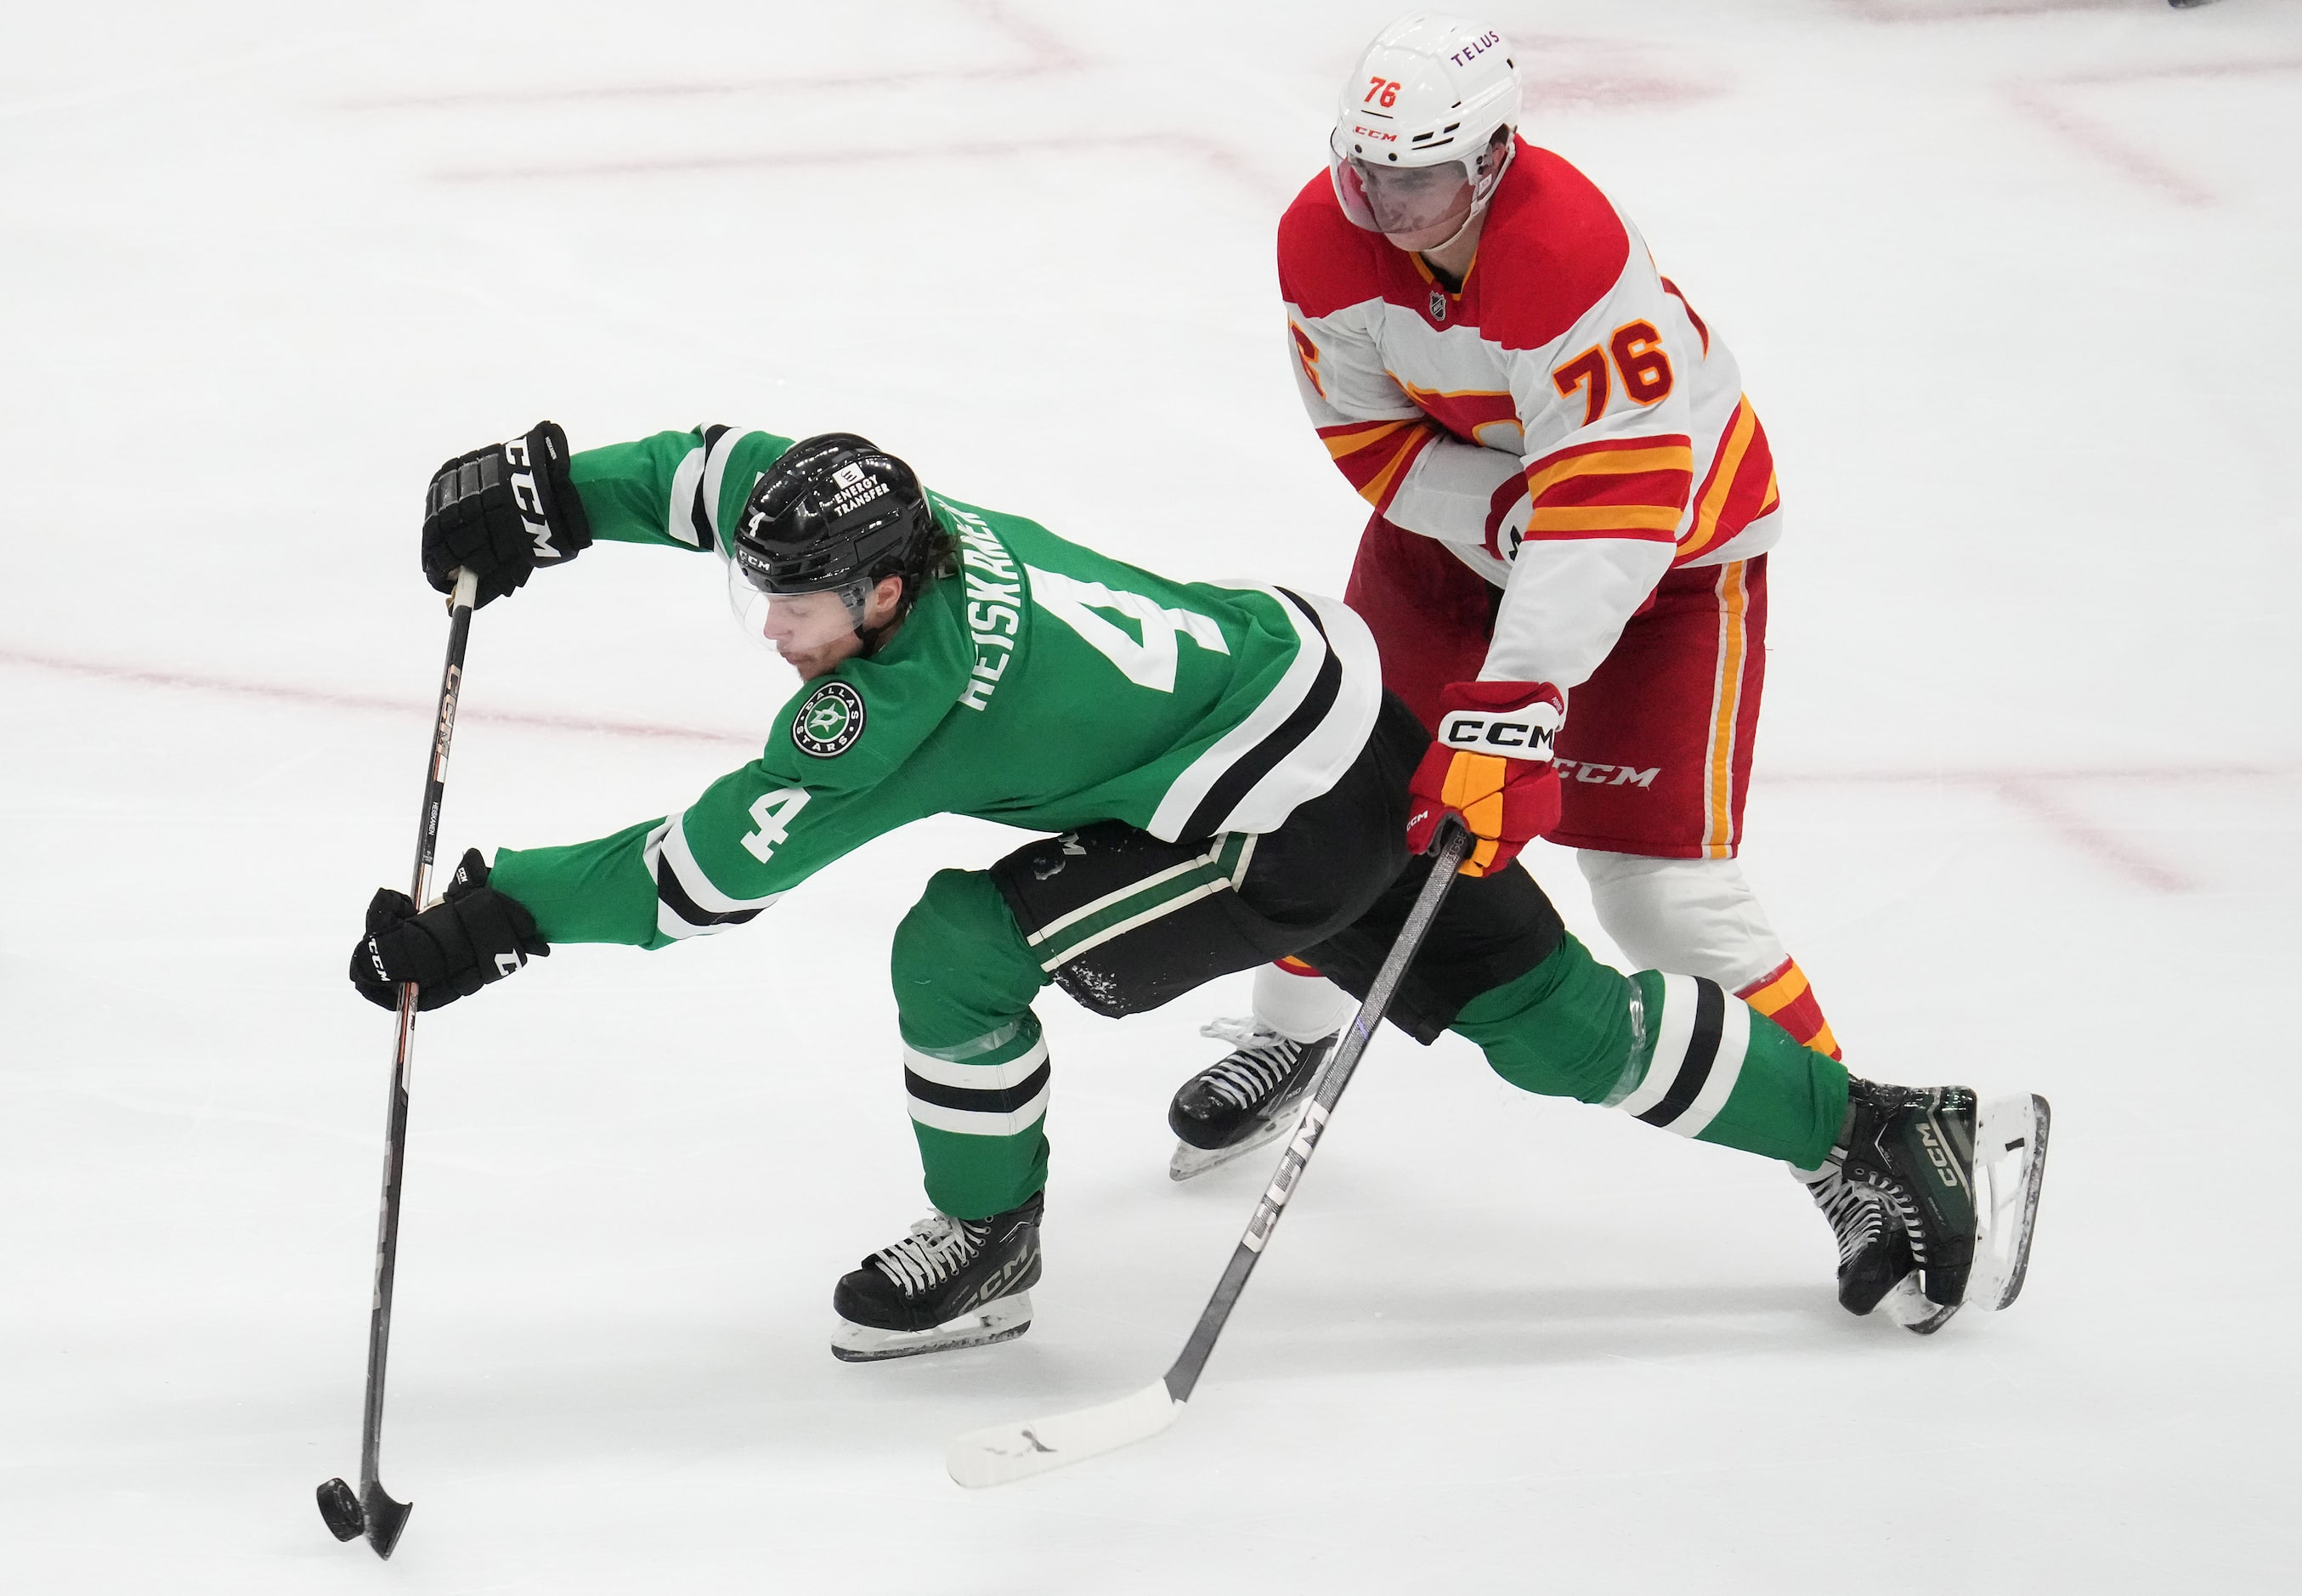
[4,0,2299,1589]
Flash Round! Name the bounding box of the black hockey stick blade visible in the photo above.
[947,823,1474,1488]
[359,1479,413,1559]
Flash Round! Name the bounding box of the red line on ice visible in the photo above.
[1990,775,2194,894]
[0,644,757,750]
[11,642,2292,894]
[432,130,1289,204]
[342,0,1086,111]
[2005,84,2216,209]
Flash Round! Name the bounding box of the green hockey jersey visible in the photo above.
[489,427,1382,949]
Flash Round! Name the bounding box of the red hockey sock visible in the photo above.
[1735,956,1841,1060]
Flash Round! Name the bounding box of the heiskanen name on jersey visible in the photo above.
[486,426,1381,948]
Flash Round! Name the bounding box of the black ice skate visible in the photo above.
[1794,1156,1959,1335]
[1815,1079,2050,1327]
[1167,1018,1337,1180]
[829,1193,1042,1362]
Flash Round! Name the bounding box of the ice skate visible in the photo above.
[830,1193,1043,1362]
[1822,1079,2050,1320]
[1792,1149,1960,1334]
[1167,1018,1336,1180]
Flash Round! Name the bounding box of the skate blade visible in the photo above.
[1966,1094,2050,1311]
[829,1291,1033,1363]
[1167,1101,1308,1182]
[1881,1274,1960,1336]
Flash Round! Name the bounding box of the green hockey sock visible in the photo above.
[890,868,1057,1218]
[1608,971,1848,1167]
[1452,940,1848,1168]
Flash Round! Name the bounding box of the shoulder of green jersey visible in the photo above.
[664,427,787,552]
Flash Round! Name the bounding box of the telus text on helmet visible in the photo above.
[1449,31,1502,67]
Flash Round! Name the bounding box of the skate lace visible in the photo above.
[1839,1085,1943,1267]
[1803,1160,1892,1270]
[1195,1017,1303,1112]
[869,1213,989,1299]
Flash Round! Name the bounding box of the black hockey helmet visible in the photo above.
[731,433,942,604]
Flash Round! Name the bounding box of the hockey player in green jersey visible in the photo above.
[351,421,2049,1359]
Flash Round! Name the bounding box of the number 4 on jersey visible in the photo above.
[1025,566,1230,693]
[740,787,812,863]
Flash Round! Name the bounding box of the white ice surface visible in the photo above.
[3,1,2299,1590]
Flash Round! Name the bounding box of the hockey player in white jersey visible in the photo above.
[1168,14,1938,1329]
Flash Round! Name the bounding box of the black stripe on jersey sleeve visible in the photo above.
[1179,588,1342,840]
[902,1060,1053,1116]
[1637,978,1724,1128]
[654,850,765,932]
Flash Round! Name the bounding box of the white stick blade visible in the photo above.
[945,1380,1182,1488]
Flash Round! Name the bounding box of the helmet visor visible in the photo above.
[724,555,870,655]
[1328,130,1477,241]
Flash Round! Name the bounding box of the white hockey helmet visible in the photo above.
[1330,14,1519,248]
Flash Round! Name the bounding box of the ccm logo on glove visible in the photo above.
[1407,682,1567,878]
[421,421,593,608]
[501,433,561,562]
[1437,701,1561,756]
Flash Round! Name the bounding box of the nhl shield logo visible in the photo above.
[1428,289,1447,323]
[791,681,866,758]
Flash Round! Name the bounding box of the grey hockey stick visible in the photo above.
[947,818,1475,1487]
[317,566,479,1558]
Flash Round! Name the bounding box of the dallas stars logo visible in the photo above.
[791,681,865,758]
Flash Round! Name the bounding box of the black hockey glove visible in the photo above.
[349,848,550,1012]
[421,421,593,608]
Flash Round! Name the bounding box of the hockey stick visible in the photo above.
[946,818,1475,1488]
[317,566,479,1558]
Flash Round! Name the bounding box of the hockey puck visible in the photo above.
[316,1477,364,1542]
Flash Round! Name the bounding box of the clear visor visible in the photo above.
[723,556,871,656]
[1328,130,1478,241]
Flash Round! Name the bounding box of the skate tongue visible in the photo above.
[1200,1016,1278,1048]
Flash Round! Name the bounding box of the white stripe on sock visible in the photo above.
[1666,994,1749,1139]
[1615,972,1698,1119]
[905,1080,1051,1138]
[903,1036,1049,1092]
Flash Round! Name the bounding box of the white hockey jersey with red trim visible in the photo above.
[1279,138,1781,691]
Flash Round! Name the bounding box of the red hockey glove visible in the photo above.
[1405,681,1565,877]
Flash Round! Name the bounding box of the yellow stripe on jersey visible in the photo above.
[1526,503,1686,535]
[1322,419,1418,461]
[1702,561,1751,858]
[1355,429,1430,508]
[1522,444,1694,506]
[1683,398,1758,561]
